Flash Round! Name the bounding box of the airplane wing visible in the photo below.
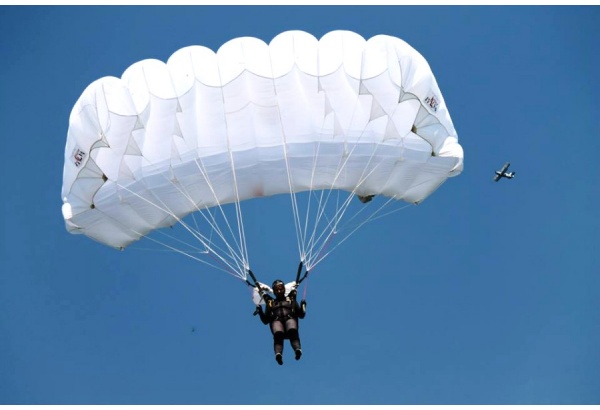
[494,162,510,181]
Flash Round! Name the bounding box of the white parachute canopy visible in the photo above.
[61,30,463,280]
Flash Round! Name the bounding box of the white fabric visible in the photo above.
[61,30,464,249]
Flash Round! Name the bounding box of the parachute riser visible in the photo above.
[295,261,310,286]
[246,269,261,290]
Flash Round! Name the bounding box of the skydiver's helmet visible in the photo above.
[272,280,285,294]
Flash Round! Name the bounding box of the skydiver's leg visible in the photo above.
[284,318,302,360]
[270,320,285,365]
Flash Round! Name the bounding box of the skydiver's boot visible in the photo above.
[290,336,302,360]
[273,342,283,366]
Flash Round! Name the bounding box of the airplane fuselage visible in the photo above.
[495,171,514,179]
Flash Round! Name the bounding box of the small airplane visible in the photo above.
[494,162,515,182]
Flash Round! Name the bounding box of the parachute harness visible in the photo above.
[246,261,311,307]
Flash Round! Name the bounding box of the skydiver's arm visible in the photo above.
[288,288,306,319]
[258,294,274,324]
[296,299,306,319]
[255,304,269,325]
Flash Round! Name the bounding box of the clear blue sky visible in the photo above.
[1,5,599,405]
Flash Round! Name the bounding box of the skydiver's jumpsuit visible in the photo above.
[257,290,306,355]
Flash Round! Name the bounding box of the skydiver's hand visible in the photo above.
[300,299,306,312]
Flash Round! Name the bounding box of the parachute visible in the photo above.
[61,30,463,280]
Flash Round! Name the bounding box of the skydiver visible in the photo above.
[255,280,307,365]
